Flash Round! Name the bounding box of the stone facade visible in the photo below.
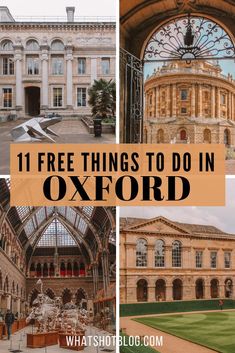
[144,61,235,145]
[120,216,235,303]
[0,7,115,120]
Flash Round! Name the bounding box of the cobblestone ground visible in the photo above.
[0,119,115,174]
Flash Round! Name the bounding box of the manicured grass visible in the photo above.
[120,333,160,353]
[135,311,235,353]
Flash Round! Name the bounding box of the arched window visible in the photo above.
[26,39,39,51]
[179,129,187,141]
[36,263,42,277]
[225,279,233,298]
[62,288,72,305]
[136,239,147,267]
[49,263,55,277]
[2,40,13,50]
[51,40,64,51]
[157,129,164,143]
[173,279,183,300]
[203,129,211,143]
[67,262,72,276]
[30,263,36,277]
[60,262,66,277]
[80,262,85,276]
[155,240,165,267]
[172,240,182,267]
[137,279,148,302]
[195,278,204,299]
[155,279,166,301]
[43,263,48,277]
[73,262,79,276]
[210,278,219,298]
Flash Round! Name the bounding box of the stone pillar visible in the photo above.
[148,286,156,302]
[17,298,21,314]
[191,84,196,117]
[211,85,215,118]
[165,246,171,268]
[198,84,202,117]
[66,46,73,109]
[152,88,156,118]
[166,284,172,301]
[148,245,154,268]
[172,84,177,117]
[217,87,220,118]
[92,263,99,297]
[205,284,211,299]
[7,295,11,310]
[166,85,171,117]
[41,47,49,110]
[15,51,23,111]
[101,250,110,295]
[232,93,234,121]
[155,87,159,118]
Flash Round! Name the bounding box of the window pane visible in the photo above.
[78,58,86,74]
[172,241,181,267]
[27,57,39,75]
[77,88,86,107]
[210,251,217,268]
[136,239,147,267]
[3,57,14,75]
[181,89,188,100]
[3,88,12,108]
[101,58,110,75]
[224,252,231,268]
[53,88,63,107]
[195,251,203,268]
[155,240,165,267]
[52,57,64,75]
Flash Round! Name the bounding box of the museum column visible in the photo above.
[155,87,159,118]
[41,46,49,110]
[172,84,177,117]
[66,43,73,109]
[216,87,221,118]
[191,84,196,117]
[101,250,110,295]
[14,41,23,112]
[198,84,202,117]
[92,262,99,296]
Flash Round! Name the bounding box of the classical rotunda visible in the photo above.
[144,60,235,146]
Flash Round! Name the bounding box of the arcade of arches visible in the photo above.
[120,216,235,303]
[120,0,235,144]
[0,179,116,322]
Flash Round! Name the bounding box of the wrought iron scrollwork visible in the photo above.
[120,48,143,143]
[144,15,235,62]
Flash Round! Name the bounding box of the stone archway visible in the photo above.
[62,288,72,305]
[195,278,204,299]
[210,279,219,298]
[173,278,183,300]
[155,279,166,301]
[137,279,148,302]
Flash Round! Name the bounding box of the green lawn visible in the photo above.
[135,311,235,353]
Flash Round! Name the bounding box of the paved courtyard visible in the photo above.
[0,119,115,175]
[0,325,115,353]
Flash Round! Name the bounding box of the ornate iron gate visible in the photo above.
[120,48,143,143]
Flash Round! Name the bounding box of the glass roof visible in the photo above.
[37,219,76,247]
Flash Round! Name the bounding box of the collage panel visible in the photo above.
[0,1,116,175]
[120,0,235,174]
[120,179,235,353]
[0,178,116,351]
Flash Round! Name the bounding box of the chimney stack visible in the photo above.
[66,7,75,22]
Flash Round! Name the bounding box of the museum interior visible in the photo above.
[0,178,116,350]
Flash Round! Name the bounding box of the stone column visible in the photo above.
[41,47,49,110]
[165,246,171,268]
[172,84,177,117]
[166,284,172,301]
[211,85,215,118]
[198,84,202,117]
[217,87,220,118]
[204,284,211,299]
[7,295,11,310]
[232,93,235,121]
[191,84,196,117]
[148,245,155,268]
[92,263,99,297]
[101,250,110,295]
[152,88,156,118]
[14,50,23,111]
[155,87,159,118]
[66,45,73,109]
[166,85,171,117]
[148,286,156,302]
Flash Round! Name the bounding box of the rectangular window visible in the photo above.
[101,58,110,75]
[3,88,12,108]
[181,89,188,100]
[3,57,14,75]
[53,88,63,107]
[77,88,86,107]
[181,107,187,114]
[210,251,217,268]
[221,94,226,105]
[78,58,86,74]
[224,252,231,268]
[27,57,39,75]
[195,251,203,268]
[52,57,64,75]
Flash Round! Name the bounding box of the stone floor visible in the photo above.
[0,119,115,175]
[0,325,116,353]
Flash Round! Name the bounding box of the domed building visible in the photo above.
[144,60,235,146]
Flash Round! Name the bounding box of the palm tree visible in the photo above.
[88,79,116,120]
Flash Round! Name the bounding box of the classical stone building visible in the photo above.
[120,216,235,303]
[0,6,115,120]
[144,60,235,145]
[0,179,116,319]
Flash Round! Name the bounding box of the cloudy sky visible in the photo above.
[1,0,115,17]
[120,178,235,234]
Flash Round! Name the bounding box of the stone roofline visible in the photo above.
[0,22,116,29]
